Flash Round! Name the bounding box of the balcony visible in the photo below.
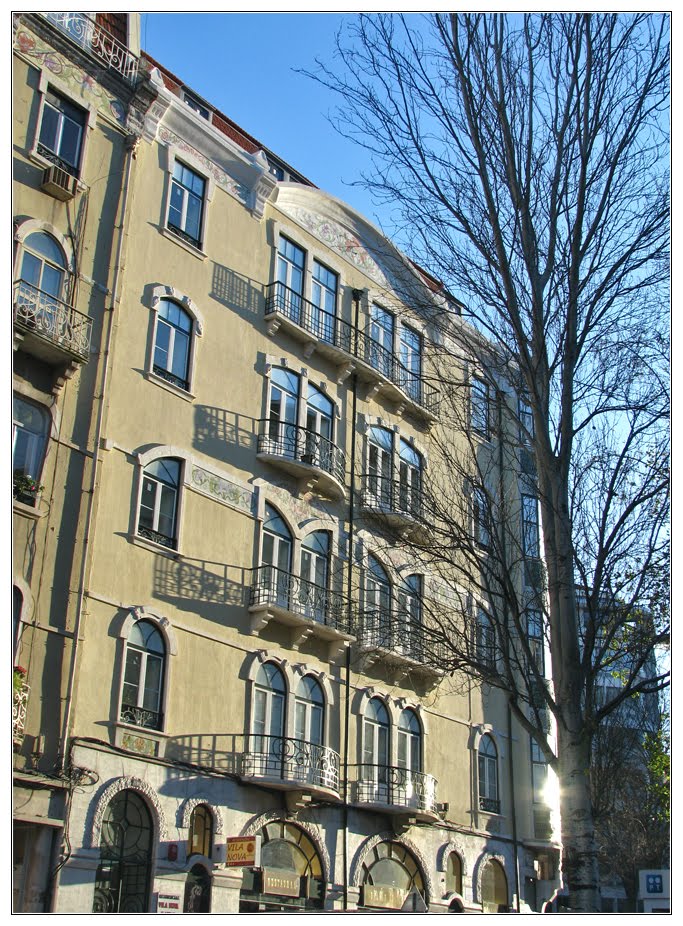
[256,420,346,500]
[249,566,356,657]
[119,702,163,732]
[360,475,430,540]
[349,764,439,821]
[264,282,439,421]
[13,281,92,368]
[13,682,30,747]
[165,733,341,801]
[42,12,139,84]
[356,609,446,681]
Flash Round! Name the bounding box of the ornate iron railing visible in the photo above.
[360,473,425,521]
[250,565,354,634]
[137,524,177,551]
[257,419,346,486]
[43,12,139,83]
[359,608,449,668]
[351,764,438,813]
[479,796,501,814]
[13,683,30,745]
[242,734,340,792]
[14,280,92,360]
[119,702,163,731]
[265,282,439,413]
[153,363,189,392]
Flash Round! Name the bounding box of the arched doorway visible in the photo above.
[360,840,426,911]
[93,790,153,913]
[480,858,509,912]
[184,863,211,913]
[239,821,325,911]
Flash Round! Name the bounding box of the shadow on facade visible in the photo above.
[152,556,249,613]
[210,263,264,321]
[193,405,255,468]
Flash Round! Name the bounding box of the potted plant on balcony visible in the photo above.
[13,473,42,506]
[13,665,27,696]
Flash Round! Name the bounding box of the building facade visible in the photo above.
[12,13,562,913]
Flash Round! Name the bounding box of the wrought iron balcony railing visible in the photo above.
[265,282,439,414]
[137,523,177,551]
[43,12,139,83]
[360,474,425,522]
[242,734,340,793]
[13,683,30,745]
[153,363,189,392]
[119,701,163,731]
[351,764,438,814]
[14,281,93,360]
[257,419,346,486]
[479,795,501,814]
[250,565,354,634]
[359,608,448,668]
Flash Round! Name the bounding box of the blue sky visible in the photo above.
[141,12,392,230]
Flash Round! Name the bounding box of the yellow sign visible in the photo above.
[363,884,408,910]
[225,835,261,868]
[262,868,301,898]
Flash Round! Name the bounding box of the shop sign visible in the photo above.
[262,868,301,898]
[362,884,407,910]
[157,891,182,913]
[226,835,261,868]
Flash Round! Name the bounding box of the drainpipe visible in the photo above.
[57,132,140,773]
[342,288,363,911]
[497,389,521,912]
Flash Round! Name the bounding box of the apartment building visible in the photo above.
[12,13,562,913]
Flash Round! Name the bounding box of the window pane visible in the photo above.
[39,103,60,150]
[59,116,82,167]
[142,654,163,711]
[184,193,202,241]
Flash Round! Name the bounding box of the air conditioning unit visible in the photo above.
[41,165,77,201]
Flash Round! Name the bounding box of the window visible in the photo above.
[360,841,425,907]
[369,303,394,377]
[478,734,500,813]
[188,805,213,858]
[473,486,490,548]
[518,393,534,444]
[18,232,67,301]
[299,531,330,622]
[530,738,548,805]
[153,299,192,391]
[397,708,421,777]
[362,697,390,798]
[168,161,206,247]
[311,259,337,342]
[398,324,422,402]
[38,89,85,176]
[94,790,152,913]
[276,235,305,323]
[527,609,545,674]
[476,609,496,669]
[294,676,324,748]
[364,556,392,649]
[251,662,286,776]
[265,368,337,474]
[398,439,422,518]
[367,426,393,507]
[522,494,540,558]
[471,376,490,437]
[137,458,181,549]
[396,575,422,660]
[480,858,508,913]
[183,92,210,119]
[445,853,463,896]
[120,620,165,730]
[13,396,49,501]
[260,504,293,608]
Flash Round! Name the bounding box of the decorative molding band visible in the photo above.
[190,464,255,515]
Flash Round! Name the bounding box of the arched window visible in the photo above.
[300,531,330,621]
[478,735,500,814]
[397,709,421,776]
[18,231,67,301]
[360,840,426,910]
[137,457,181,549]
[446,852,463,897]
[294,676,324,747]
[153,299,192,391]
[398,439,422,517]
[304,383,334,466]
[13,395,49,504]
[267,367,299,458]
[276,235,305,323]
[259,504,293,608]
[120,620,165,730]
[239,821,324,911]
[364,556,392,649]
[396,575,422,660]
[251,662,286,776]
[362,697,390,800]
[188,804,213,859]
[367,426,393,507]
[480,858,508,913]
[93,790,153,913]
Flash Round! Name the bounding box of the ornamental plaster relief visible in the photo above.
[88,776,168,847]
[191,464,255,515]
[179,798,225,835]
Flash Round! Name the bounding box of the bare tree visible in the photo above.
[307,13,670,910]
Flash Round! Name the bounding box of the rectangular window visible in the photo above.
[471,376,489,437]
[399,324,422,401]
[530,738,548,804]
[183,92,210,119]
[473,487,490,548]
[527,609,545,674]
[519,393,534,444]
[168,161,206,247]
[276,235,306,324]
[522,494,540,558]
[369,303,394,377]
[311,260,337,342]
[38,90,85,177]
[476,609,496,668]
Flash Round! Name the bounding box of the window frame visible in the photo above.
[478,734,500,813]
[473,485,491,549]
[29,73,96,182]
[147,287,203,398]
[161,147,214,256]
[188,804,214,859]
[13,394,50,492]
[119,619,166,731]
[471,375,490,438]
[133,448,188,555]
[522,493,540,558]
